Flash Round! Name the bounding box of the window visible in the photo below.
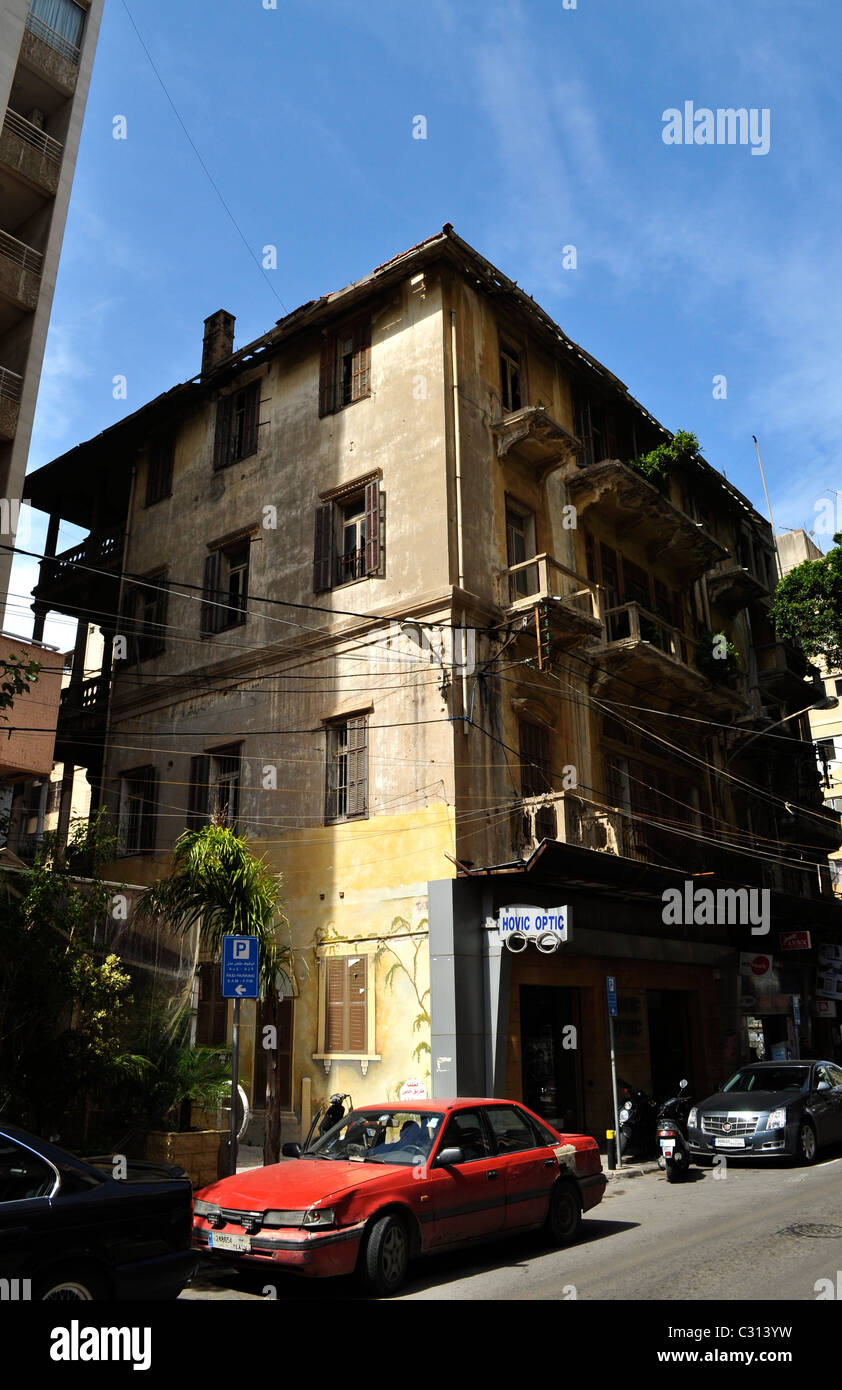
[195,962,228,1046]
[145,435,174,506]
[0,1136,58,1203]
[187,746,242,829]
[319,320,371,416]
[119,574,168,661]
[506,502,537,601]
[500,344,522,413]
[28,0,85,53]
[835,679,842,697]
[519,718,552,799]
[117,766,157,854]
[439,1110,492,1162]
[313,478,382,592]
[325,716,368,822]
[213,380,260,470]
[573,392,613,467]
[200,538,251,634]
[314,944,380,1069]
[622,557,651,610]
[485,1105,538,1154]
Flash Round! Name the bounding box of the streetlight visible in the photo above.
[724,695,839,768]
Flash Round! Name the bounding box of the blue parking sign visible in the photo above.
[606,975,618,1018]
[222,936,260,998]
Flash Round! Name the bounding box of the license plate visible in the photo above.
[208,1232,251,1253]
[660,1140,675,1156]
[714,1136,745,1148]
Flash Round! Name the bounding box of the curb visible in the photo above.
[602,1159,661,1181]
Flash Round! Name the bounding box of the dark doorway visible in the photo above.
[646,990,692,1100]
[520,985,583,1133]
[253,997,293,1110]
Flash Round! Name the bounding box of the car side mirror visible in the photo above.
[679,1079,689,1091]
[435,1146,464,1167]
[282,1142,302,1158]
[816,1081,831,1092]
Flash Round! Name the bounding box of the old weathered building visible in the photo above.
[24,226,842,1142]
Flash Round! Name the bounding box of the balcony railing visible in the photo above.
[0,228,44,276]
[518,791,625,857]
[25,11,81,64]
[0,367,23,402]
[503,553,602,623]
[2,107,63,163]
[60,675,107,714]
[602,600,691,664]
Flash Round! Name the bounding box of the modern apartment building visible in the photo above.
[0,0,104,613]
[22,227,842,1143]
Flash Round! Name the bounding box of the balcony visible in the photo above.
[21,13,81,96]
[755,640,810,702]
[491,406,581,482]
[592,600,747,715]
[55,675,108,768]
[705,560,767,615]
[0,366,23,440]
[562,458,728,582]
[0,228,43,315]
[0,108,62,196]
[517,791,626,858]
[502,553,602,648]
[33,529,124,618]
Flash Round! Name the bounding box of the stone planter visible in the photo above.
[143,1130,227,1189]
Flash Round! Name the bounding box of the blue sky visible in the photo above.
[8,0,842,645]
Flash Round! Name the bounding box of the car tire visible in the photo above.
[36,1269,108,1301]
[360,1214,410,1296]
[545,1182,582,1245]
[796,1120,818,1166]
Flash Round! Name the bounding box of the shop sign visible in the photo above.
[399,1077,427,1102]
[814,998,838,1018]
[780,930,811,951]
[493,904,569,953]
[739,952,789,1014]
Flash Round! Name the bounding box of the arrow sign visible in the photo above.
[222,936,260,999]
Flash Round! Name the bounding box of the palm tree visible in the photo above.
[135,820,292,1165]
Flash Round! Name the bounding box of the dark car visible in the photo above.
[687,1060,842,1164]
[0,1123,198,1300]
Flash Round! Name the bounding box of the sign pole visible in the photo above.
[606,976,622,1169]
[230,996,240,1175]
[221,936,260,1177]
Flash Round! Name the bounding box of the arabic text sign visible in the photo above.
[222,935,260,999]
[497,904,568,941]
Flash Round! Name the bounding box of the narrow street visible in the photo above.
[182,1151,842,1302]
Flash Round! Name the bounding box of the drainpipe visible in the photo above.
[450,309,469,735]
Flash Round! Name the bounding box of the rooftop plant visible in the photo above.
[626,429,700,492]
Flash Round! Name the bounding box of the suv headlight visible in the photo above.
[687,1107,697,1128]
[765,1108,787,1130]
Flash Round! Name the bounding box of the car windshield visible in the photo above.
[722,1066,809,1094]
[307,1110,444,1164]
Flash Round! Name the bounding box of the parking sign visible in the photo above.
[222,936,260,998]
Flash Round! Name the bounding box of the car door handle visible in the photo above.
[544,1158,556,1167]
[486,1170,499,1181]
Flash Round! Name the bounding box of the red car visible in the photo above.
[192,1098,607,1295]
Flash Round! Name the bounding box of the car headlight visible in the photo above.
[193,1200,221,1219]
[303,1207,335,1229]
[766,1108,787,1130]
[687,1107,697,1128]
[263,1207,336,1229]
[263,1209,306,1227]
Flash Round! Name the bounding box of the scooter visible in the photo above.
[302,1092,353,1150]
[657,1080,694,1182]
[618,1080,659,1159]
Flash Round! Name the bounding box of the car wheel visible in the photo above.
[545,1182,582,1245]
[37,1270,107,1301]
[360,1215,410,1296]
[796,1120,818,1166]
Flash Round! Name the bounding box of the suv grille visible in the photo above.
[701,1113,759,1137]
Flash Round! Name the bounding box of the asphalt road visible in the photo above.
[181,1150,842,1302]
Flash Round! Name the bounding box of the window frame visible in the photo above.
[213,379,260,471]
[117,765,157,856]
[200,536,253,635]
[186,745,242,830]
[324,714,369,823]
[313,943,380,1071]
[500,342,523,414]
[144,434,174,507]
[318,319,371,417]
[119,572,169,662]
[313,477,382,593]
[518,717,552,799]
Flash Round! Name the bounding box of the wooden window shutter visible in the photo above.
[347,957,367,1053]
[242,381,259,458]
[313,503,335,592]
[187,754,210,829]
[119,586,138,663]
[213,394,233,470]
[351,320,371,401]
[326,958,348,1052]
[140,767,157,852]
[346,716,368,818]
[200,552,222,635]
[318,337,336,416]
[364,479,380,574]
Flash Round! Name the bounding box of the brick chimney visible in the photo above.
[201,310,235,377]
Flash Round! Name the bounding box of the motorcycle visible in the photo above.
[656,1080,694,1182]
[302,1092,353,1150]
[617,1079,659,1159]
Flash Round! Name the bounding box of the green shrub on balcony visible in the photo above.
[626,429,700,493]
[695,629,739,684]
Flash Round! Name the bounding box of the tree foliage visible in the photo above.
[771,533,842,671]
[626,429,700,492]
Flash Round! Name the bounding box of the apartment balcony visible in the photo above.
[517,791,626,858]
[562,458,728,582]
[0,366,23,440]
[502,553,602,649]
[755,640,811,702]
[491,406,581,482]
[21,13,81,97]
[0,108,62,197]
[0,229,43,316]
[55,675,108,769]
[705,560,767,615]
[592,600,747,716]
[33,529,124,619]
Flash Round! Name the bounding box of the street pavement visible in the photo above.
[182,1149,842,1301]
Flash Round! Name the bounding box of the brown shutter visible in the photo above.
[318,337,335,416]
[351,320,371,400]
[119,586,138,663]
[141,767,157,852]
[347,957,367,1053]
[364,480,380,574]
[326,958,347,1052]
[346,716,368,818]
[242,381,260,458]
[200,552,222,635]
[187,754,210,829]
[313,503,334,592]
[213,395,232,470]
